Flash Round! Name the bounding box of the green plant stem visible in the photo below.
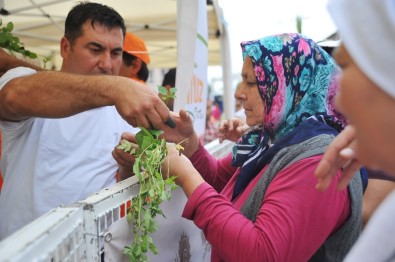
[118,128,178,261]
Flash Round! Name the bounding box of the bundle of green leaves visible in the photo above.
[0,19,37,59]
[0,19,52,66]
[158,85,176,104]
[117,128,178,261]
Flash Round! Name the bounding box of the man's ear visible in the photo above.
[60,37,71,58]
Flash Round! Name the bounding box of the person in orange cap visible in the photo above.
[120,32,150,82]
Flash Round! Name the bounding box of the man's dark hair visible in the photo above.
[122,52,149,82]
[162,68,176,87]
[64,2,126,46]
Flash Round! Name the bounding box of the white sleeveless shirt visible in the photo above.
[0,67,137,239]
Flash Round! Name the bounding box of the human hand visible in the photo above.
[162,145,204,197]
[218,118,248,143]
[315,125,362,191]
[112,132,137,180]
[114,78,172,130]
[161,109,200,158]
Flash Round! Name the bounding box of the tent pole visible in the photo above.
[220,23,234,120]
[213,0,233,120]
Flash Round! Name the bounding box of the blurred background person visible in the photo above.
[211,95,223,121]
[119,32,150,83]
[314,0,395,260]
[201,98,218,144]
[161,67,177,110]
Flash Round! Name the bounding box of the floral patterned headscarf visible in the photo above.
[242,33,345,141]
[232,33,346,199]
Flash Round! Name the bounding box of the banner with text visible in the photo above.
[175,0,208,137]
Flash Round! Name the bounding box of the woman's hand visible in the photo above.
[161,109,200,158]
[162,145,204,197]
[315,125,362,191]
[218,118,248,143]
[112,132,137,180]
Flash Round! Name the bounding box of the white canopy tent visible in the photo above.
[0,0,220,68]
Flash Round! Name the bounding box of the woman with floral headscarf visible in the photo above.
[119,33,363,261]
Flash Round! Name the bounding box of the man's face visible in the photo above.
[334,44,395,173]
[60,21,123,75]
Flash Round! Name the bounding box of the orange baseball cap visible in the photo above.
[123,32,150,64]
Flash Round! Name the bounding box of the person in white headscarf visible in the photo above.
[315,0,395,260]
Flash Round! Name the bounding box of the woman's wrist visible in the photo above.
[178,169,205,198]
[183,133,201,158]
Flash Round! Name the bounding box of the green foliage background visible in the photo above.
[0,19,52,66]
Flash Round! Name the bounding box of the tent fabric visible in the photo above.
[0,0,222,69]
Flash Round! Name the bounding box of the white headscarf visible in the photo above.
[328,0,395,99]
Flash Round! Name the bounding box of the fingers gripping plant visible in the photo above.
[117,128,179,261]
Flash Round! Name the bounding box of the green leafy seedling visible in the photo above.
[117,127,184,262]
[158,85,177,104]
[0,19,52,67]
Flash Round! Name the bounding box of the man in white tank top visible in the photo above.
[0,2,171,240]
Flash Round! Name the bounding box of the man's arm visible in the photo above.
[0,70,171,129]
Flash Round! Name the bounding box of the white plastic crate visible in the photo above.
[0,207,85,262]
[79,176,140,261]
[0,139,234,261]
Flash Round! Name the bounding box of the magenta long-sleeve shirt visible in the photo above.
[183,144,350,262]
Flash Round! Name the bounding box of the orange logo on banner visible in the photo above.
[187,74,203,104]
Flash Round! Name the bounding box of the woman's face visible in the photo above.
[235,56,265,126]
[334,44,395,173]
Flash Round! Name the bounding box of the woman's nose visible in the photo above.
[234,84,246,100]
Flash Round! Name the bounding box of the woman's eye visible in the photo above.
[335,61,346,69]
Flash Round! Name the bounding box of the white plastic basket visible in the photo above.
[0,139,234,261]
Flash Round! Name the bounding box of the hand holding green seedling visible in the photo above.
[117,128,186,262]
